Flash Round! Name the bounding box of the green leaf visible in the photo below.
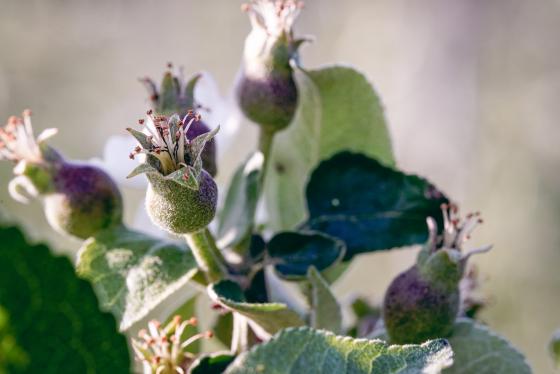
[212,312,234,349]
[307,267,342,334]
[208,280,304,336]
[190,352,236,374]
[0,306,28,373]
[550,329,560,369]
[443,319,531,374]
[265,65,395,231]
[76,225,198,331]
[371,318,531,374]
[0,225,129,373]
[217,152,263,249]
[267,231,345,280]
[225,327,452,374]
[304,152,448,259]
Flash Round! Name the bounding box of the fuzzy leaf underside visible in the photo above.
[307,267,342,334]
[265,65,395,231]
[267,231,345,279]
[208,280,304,336]
[217,152,263,249]
[0,225,129,373]
[76,225,197,331]
[304,151,448,259]
[443,319,532,374]
[225,327,453,374]
[371,318,531,374]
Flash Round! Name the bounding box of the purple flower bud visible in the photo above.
[0,111,123,239]
[236,0,306,131]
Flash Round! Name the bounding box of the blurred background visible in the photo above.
[1,0,559,372]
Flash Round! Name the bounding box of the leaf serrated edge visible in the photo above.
[225,326,453,374]
[450,318,532,373]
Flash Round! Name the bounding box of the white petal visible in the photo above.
[36,128,58,143]
[90,135,147,189]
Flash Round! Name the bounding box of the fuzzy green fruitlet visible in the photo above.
[383,204,492,344]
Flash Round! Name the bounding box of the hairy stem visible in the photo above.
[185,229,227,283]
[257,128,275,192]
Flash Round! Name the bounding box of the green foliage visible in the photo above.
[307,267,342,334]
[372,318,532,374]
[0,306,28,374]
[443,319,531,373]
[217,152,263,249]
[212,312,234,349]
[190,352,236,374]
[225,326,452,374]
[0,225,129,373]
[76,225,198,330]
[304,151,448,259]
[265,66,395,230]
[208,280,304,336]
[267,231,345,279]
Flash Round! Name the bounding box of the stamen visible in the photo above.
[0,111,56,164]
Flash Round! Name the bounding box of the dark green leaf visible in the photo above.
[225,327,452,374]
[244,269,269,303]
[265,66,395,231]
[305,151,448,259]
[217,152,263,249]
[190,352,236,374]
[0,225,130,373]
[208,280,304,336]
[77,225,198,330]
[267,231,345,279]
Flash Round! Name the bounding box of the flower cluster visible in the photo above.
[0,110,57,164]
[132,316,213,374]
[426,203,492,258]
[242,0,304,37]
[127,110,218,188]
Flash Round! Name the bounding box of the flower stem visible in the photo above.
[185,229,227,283]
[257,128,275,192]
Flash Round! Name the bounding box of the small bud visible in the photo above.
[236,0,306,132]
[140,67,217,176]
